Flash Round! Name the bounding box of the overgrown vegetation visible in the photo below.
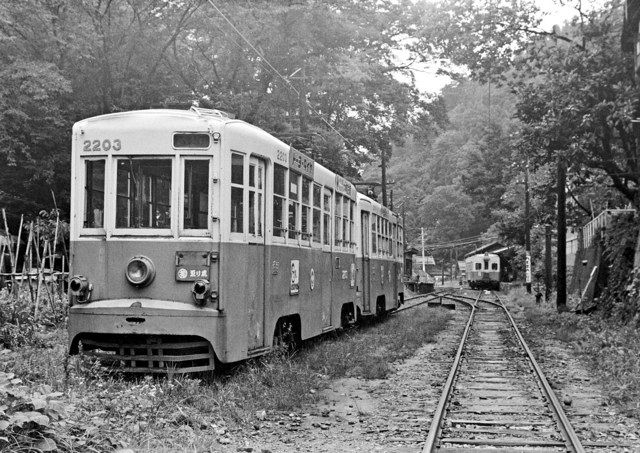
[599,214,640,324]
[514,292,640,417]
[0,288,452,451]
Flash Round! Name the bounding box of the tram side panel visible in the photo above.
[330,250,358,326]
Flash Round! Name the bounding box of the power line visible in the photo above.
[204,0,359,151]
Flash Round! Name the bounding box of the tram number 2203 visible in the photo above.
[83,139,121,152]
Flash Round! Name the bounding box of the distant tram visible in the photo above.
[465,252,501,290]
[67,107,404,373]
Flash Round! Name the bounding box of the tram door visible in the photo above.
[361,211,371,313]
[247,157,266,350]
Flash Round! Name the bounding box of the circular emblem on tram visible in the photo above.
[310,268,315,290]
[177,268,188,280]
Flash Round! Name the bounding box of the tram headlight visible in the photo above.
[69,275,92,303]
[125,256,156,287]
[192,279,210,306]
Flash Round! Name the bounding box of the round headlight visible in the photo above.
[125,256,155,287]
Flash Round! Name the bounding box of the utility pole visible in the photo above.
[524,158,532,293]
[545,224,552,302]
[421,227,426,272]
[557,156,567,311]
[380,145,388,207]
[402,203,406,277]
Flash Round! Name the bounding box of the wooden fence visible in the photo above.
[0,209,68,316]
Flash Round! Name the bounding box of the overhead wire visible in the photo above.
[204,0,359,151]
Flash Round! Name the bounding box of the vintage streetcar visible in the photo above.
[67,107,404,373]
[465,252,501,290]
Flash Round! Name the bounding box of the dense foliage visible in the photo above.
[0,0,438,226]
[599,214,640,323]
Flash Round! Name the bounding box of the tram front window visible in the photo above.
[84,160,105,228]
[116,159,172,229]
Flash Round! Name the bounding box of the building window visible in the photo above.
[84,160,105,228]
[184,160,209,229]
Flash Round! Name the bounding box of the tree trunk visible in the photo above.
[557,157,567,312]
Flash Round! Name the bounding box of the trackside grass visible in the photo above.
[0,289,453,451]
[509,289,640,418]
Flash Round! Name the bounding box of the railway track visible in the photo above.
[423,290,585,453]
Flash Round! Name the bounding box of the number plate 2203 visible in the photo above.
[83,139,121,152]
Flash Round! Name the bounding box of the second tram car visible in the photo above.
[67,107,404,373]
[465,252,501,290]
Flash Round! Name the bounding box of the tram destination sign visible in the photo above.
[175,251,211,282]
[289,146,314,178]
[335,175,356,198]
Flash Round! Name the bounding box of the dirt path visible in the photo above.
[509,301,640,452]
[221,303,470,453]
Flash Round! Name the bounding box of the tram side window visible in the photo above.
[248,162,264,236]
[288,171,300,240]
[184,160,209,229]
[371,216,377,254]
[116,159,172,229]
[491,262,498,270]
[273,164,286,237]
[230,153,244,233]
[301,177,311,242]
[342,198,349,248]
[349,201,355,251]
[334,195,342,247]
[312,184,321,243]
[84,160,105,228]
[391,224,396,257]
[475,263,482,270]
[323,189,332,245]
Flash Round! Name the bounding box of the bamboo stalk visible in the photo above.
[34,238,54,318]
[33,237,43,319]
[51,214,59,276]
[2,209,16,293]
[0,243,6,283]
[13,214,23,274]
[23,223,34,303]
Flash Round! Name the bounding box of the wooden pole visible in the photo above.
[557,157,567,311]
[23,224,34,303]
[13,215,23,275]
[2,209,16,292]
[545,224,552,302]
[524,159,532,294]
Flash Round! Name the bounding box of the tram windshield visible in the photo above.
[116,158,172,229]
[81,156,211,232]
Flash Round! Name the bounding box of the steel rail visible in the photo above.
[493,292,586,453]
[422,291,481,453]
[392,289,454,314]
